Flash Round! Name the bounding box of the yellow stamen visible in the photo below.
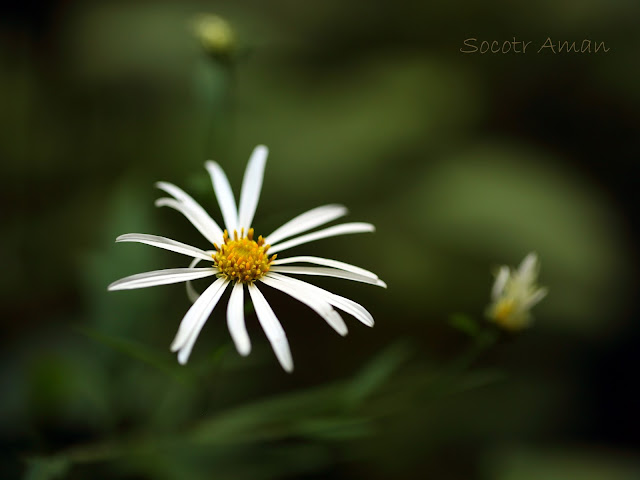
[493,298,515,323]
[212,229,276,283]
[490,298,528,331]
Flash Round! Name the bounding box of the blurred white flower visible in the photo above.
[192,14,235,56]
[487,252,548,331]
[109,145,385,372]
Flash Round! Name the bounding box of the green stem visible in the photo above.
[427,327,501,398]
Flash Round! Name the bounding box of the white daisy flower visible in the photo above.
[487,252,548,331]
[108,145,385,372]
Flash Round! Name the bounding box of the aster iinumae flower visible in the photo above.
[108,145,385,372]
[487,252,548,331]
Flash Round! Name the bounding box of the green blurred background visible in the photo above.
[1,1,639,479]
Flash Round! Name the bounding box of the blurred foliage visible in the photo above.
[483,447,640,480]
[20,342,411,479]
[1,0,639,479]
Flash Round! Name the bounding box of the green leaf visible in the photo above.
[189,384,344,445]
[448,313,481,337]
[23,457,70,480]
[74,326,190,384]
[344,341,412,407]
[293,416,374,441]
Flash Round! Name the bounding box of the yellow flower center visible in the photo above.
[490,298,530,331]
[212,228,276,283]
[492,298,515,324]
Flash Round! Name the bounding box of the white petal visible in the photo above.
[238,145,268,231]
[154,198,219,246]
[177,280,229,365]
[260,275,348,336]
[247,283,293,372]
[522,287,548,310]
[205,161,238,234]
[325,293,375,327]
[272,255,379,280]
[265,204,348,245]
[185,256,203,303]
[268,223,375,254]
[171,277,228,357]
[185,250,216,302]
[491,266,510,300]
[270,266,386,287]
[116,234,214,262]
[266,272,375,327]
[227,282,251,356]
[518,252,539,280]
[108,268,217,291]
[155,182,223,244]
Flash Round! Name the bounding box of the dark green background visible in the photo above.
[1,1,639,479]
